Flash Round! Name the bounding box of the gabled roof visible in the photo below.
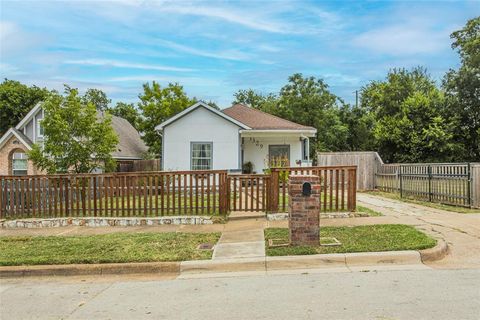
[222,104,316,131]
[0,128,33,150]
[155,101,251,131]
[15,102,42,130]
[108,114,148,159]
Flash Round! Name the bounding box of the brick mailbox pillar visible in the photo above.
[288,175,320,246]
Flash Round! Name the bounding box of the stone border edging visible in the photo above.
[0,216,213,229]
[419,238,449,262]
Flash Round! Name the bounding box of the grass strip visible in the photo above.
[0,232,221,266]
[265,225,436,256]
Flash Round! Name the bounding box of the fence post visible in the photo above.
[399,165,403,198]
[93,176,97,217]
[219,172,228,215]
[467,163,472,208]
[428,165,432,202]
[270,169,280,213]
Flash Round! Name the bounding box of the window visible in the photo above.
[12,152,28,176]
[269,145,290,166]
[37,120,44,138]
[191,142,212,170]
[302,139,308,160]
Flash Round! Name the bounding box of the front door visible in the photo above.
[268,144,290,167]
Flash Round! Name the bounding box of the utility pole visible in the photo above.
[355,90,358,108]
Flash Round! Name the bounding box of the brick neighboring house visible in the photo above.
[0,103,148,176]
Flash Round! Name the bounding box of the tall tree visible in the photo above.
[233,89,278,113]
[443,17,480,161]
[138,82,194,155]
[338,104,376,151]
[28,87,118,173]
[108,102,141,130]
[82,88,111,111]
[278,74,348,152]
[0,79,49,135]
[361,67,455,163]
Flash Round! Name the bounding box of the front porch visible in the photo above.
[240,131,313,174]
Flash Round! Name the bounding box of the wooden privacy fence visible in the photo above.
[376,163,479,208]
[0,165,358,219]
[117,159,161,172]
[0,170,229,219]
[269,166,357,213]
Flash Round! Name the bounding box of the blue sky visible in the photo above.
[1,0,478,107]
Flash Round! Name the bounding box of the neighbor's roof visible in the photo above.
[0,128,33,151]
[222,104,316,131]
[107,114,148,159]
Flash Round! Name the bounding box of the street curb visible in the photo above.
[0,245,446,279]
[180,257,265,274]
[419,238,449,262]
[0,261,180,278]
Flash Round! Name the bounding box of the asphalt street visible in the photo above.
[1,268,479,320]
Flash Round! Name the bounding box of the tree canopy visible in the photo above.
[443,16,480,161]
[0,79,49,136]
[138,82,195,155]
[28,87,118,174]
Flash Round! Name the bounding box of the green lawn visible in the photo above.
[0,232,221,266]
[356,205,382,216]
[265,225,436,256]
[365,191,480,214]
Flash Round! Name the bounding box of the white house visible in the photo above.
[156,102,317,173]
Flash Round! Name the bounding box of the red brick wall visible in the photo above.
[288,175,320,246]
[0,135,43,175]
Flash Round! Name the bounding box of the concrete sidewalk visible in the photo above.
[212,219,266,260]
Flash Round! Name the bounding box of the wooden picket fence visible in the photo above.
[0,170,228,219]
[269,166,357,213]
[375,163,479,207]
[0,166,357,219]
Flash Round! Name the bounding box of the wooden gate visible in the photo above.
[227,174,270,212]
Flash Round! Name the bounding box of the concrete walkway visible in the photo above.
[212,218,266,260]
[356,193,480,269]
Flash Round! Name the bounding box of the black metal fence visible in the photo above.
[375,163,478,208]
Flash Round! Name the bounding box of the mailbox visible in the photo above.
[302,182,312,197]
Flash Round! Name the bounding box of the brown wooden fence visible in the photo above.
[227,174,271,212]
[117,159,161,172]
[0,170,228,219]
[375,163,479,208]
[269,166,357,213]
[0,166,357,219]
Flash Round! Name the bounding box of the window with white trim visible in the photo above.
[191,142,212,170]
[12,152,28,176]
[37,120,44,138]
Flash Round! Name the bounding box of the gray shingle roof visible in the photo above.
[102,114,148,159]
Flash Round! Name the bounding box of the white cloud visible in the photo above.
[352,23,452,55]
[154,39,252,61]
[63,59,195,72]
[0,21,47,57]
[106,75,222,87]
[153,3,292,34]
